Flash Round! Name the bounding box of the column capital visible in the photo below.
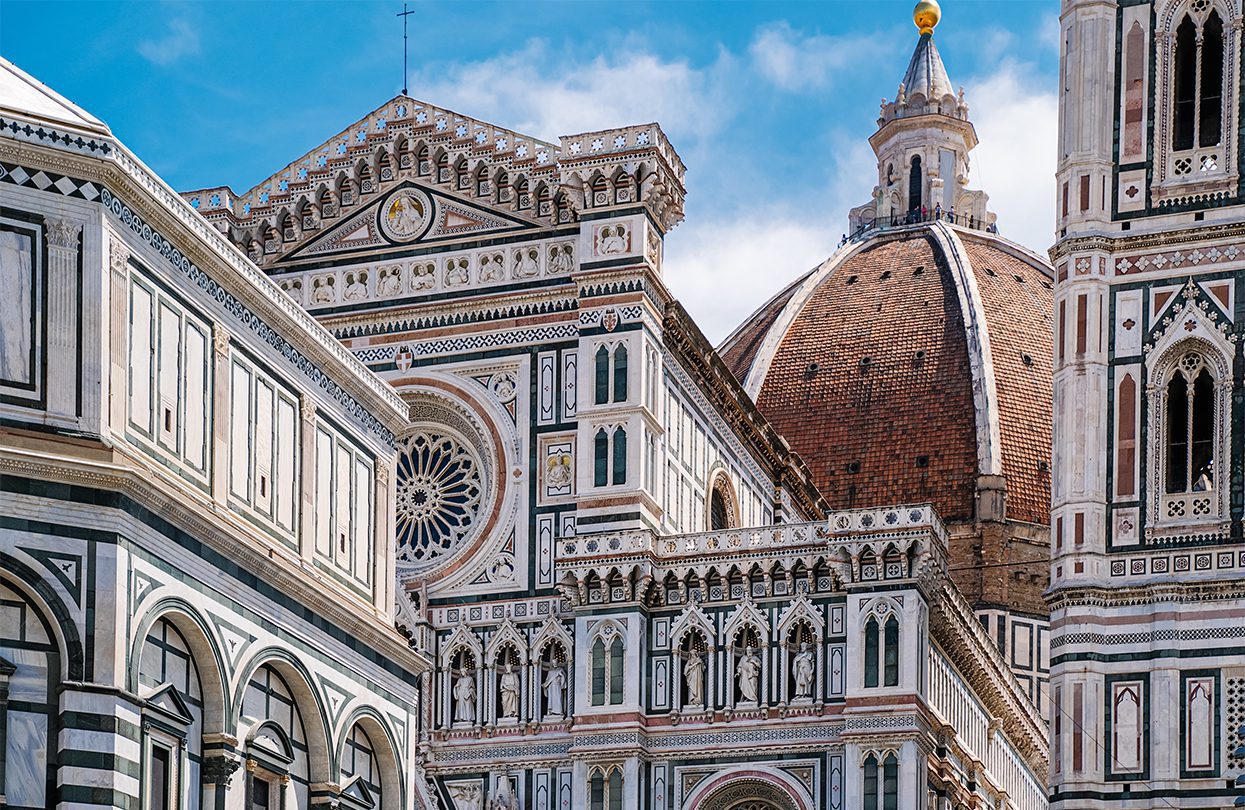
[212,322,231,357]
[109,238,131,276]
[45,218,82,250]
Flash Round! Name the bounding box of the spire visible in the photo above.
[900,33,954,103]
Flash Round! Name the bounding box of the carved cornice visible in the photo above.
[662,301,826,521]
[928,583,1048,776]
[1048,578,1245,610]
[1051,218,1245,262]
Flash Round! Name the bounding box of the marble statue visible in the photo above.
[737,646,760,703]
[454,669,477,724]
[499,663,520,719]
[792,642,815,699]
[683,650,705,706]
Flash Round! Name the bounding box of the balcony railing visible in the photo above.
[847,208,997,244]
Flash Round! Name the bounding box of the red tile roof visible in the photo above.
[723,226,1053,527]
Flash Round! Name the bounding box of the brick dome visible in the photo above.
[720,221,1054,526]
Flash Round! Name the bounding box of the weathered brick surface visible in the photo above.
[719,281,799,385]
[750,232,981,522]
[960,235,1054,526]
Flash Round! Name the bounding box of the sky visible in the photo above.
[1,0,1061,342]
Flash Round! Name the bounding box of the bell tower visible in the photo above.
[850,0,994,232]
[1049,1,1245,807]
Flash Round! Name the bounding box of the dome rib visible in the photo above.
[930,221,1003,478]
[729,223,1053,525]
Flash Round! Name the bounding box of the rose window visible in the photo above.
[395,431,483,563]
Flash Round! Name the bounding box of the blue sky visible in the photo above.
[2,0,1060,341]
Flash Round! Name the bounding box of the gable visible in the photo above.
[283,182,539,262]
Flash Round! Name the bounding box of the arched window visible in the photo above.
[611,428,627,486]
[595,346,610,405]
[594,429,609,487]
[708,474,737,531]
[139,618,204,808]
[1,581,60,810]
[1164,353,1215,494]
[243,666,310,809]
[908,155,923,212]
[864,617,879,688]
[710,489,730,530]
[1172,10,1226,152]
[613,346,628,401]
[884,617,900,687]
[588,767,624,810]
[882,753,899,810]
[341,724,383,807]
[590,633,625,706]
[863,754,879,810]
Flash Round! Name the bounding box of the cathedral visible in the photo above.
[1,0,1241,808]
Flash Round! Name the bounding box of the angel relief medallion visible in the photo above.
[380,189,430,241]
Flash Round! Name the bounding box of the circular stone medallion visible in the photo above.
[380,189,430,241]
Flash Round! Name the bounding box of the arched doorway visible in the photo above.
[687,771,810,810]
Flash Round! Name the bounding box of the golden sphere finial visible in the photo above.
[914,0,941,35]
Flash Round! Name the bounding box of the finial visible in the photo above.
[914,0,941,36]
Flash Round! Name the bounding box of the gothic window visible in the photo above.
[1173,9,1225,151]
[590,633,625,706]
[595,346,610,404]
[863,755,879,810]
[594,344,629,405]
[588,766,624,810]
[613,346,628,401]
[864,618,880,688]
[863,608,900,688]
[1164,353,1215,494]
[1174,15,1197,150]
[612,428,627,485]
[594,428,609,487]
[593,426,627,487]
[908,155,922,212]
[884,617,900,687]
[882,754,899,810]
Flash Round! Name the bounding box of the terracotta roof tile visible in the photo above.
[738,227,1054,528]
[753,233,981,521]
[960,235,1054,525]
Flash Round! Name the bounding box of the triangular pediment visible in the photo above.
[285,181,536,261]
[142,681,195,727]
[339,775,377,810]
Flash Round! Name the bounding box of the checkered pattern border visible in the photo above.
[0,161,101,202]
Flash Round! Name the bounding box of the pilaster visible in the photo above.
[44,217,82,420]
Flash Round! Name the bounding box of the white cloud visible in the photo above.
[964,62,1059,256]
[748,22,887,92]
[138,18,200,66]
[408,41,735,145]
[663,213,834,345]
